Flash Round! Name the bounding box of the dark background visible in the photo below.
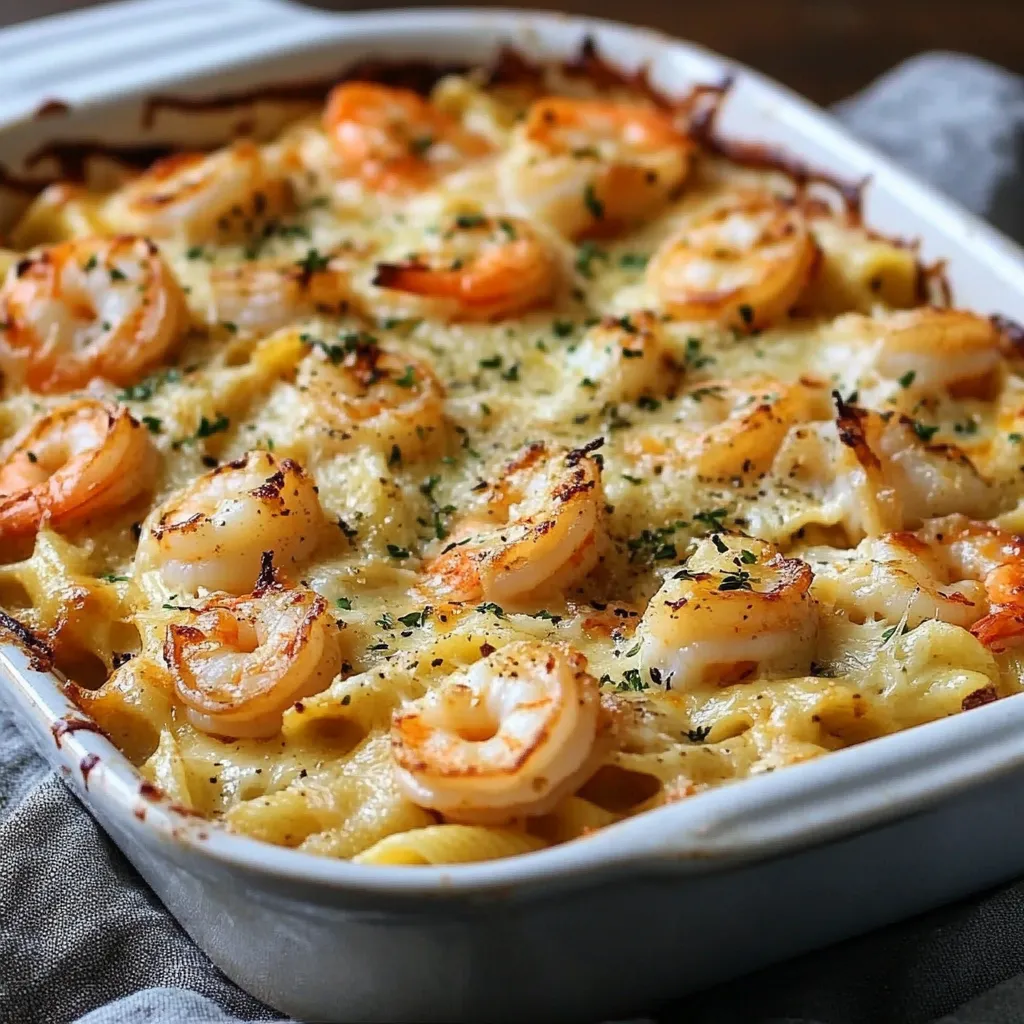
[6,0,1024,104]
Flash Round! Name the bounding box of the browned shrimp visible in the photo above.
[324,82,491,194]
[103,141,291,243]
[373,214,559,322]
[423,441,607,607]
[165,577,342,738]
[647,192,818,330]
[0,400,156,542]
[500,97,693,238]
[0,236,188,393]
[391,640,604,823]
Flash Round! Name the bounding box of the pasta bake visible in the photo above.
[2,49,1023,868]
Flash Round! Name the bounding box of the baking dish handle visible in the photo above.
[0,0,336,123]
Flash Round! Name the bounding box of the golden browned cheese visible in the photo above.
[2,68,1023,865]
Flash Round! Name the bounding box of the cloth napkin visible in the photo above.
[4,50,1024,1024]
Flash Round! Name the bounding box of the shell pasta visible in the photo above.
[2,49,1022,867]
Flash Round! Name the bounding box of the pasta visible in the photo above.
[2,51,1022,867]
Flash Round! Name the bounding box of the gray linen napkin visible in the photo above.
[3,51,1024,1024]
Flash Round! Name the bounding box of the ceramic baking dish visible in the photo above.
[6,2,1024,1021]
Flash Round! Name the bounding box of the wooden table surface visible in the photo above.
[6,0,1024,105]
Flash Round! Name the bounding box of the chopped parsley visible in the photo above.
[394,365,417,388]
[717,569,753,592]
[898,370,917,389]
[397,607,431,629]
[173,414,229,448]
[911,420,940,443]
[335,597,353,611]
[101,574,130,583]
[375,612,395,630]
[881,623,909,643]
[627,520,688,562]
[476,602,506,618]
[296,248,330,275]
[386,544,411,560]
[693,507,729,532]
[686,725,712,743]
[583,183,605,219]
[618,252,649,270]
[575,240,607,279]
[117,368,181,402]
[534,610,563,623]
[617,668,647,692]
[141,415,163,434]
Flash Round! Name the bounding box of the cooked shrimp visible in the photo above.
[500,97,693,239]
[924,517,1024,651]
[136,450,324,594]
[0,400,155,542]
[811,516,1024,646]
[647,192,818,330]
[553,311,679,413]
[295,335,446,460]
[855,308,1004,400]
[373,214,559,321]
[165,578,342,738]
[391,640,603,822]
[0,236,188,393]
[324,82,491,194]
[103,141,291,243]
[831,396,997,533]
[626,377,831,481]
[424,441,606,607]
[637,535,819,691]
[208,250,357,337]
[810,532,988,632]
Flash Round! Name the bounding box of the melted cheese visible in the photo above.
[1,71,1021,864]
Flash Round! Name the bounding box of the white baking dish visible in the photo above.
[5,3,1024,1021]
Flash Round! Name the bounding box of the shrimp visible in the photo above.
[809,532,988,632]
[810,517,1024,647]
[848,308,1004,401]
[0,400,156,543]
[391,640,604,822]
[0,236,188,394]
[831,396,998,533]
[323,82,491,194]
[207,250,357,337]
[372,214,559,322]
[637,534,819,691]
[647,192,819,330]
[165,577,342,738]
[553,311,680,413]
[925,517,1024,651]
[500,97,693,239]
[102,141,291,243]
[136,450,324,594]
[626,377,832,481]
[424,441,607,607]
[295,335,446,460]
